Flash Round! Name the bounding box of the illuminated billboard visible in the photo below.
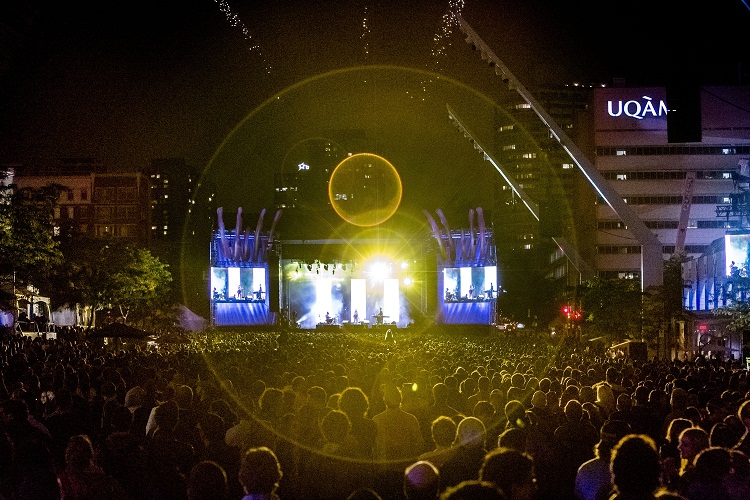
[725,233,750,276]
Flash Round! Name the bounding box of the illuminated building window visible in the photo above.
[616,150,627,156]
[502,144,516,151]
[562,163,574,169]
[616,174,628,180]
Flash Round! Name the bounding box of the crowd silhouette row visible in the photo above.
[0,327,748,499]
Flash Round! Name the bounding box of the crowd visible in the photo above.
[0,326,748,500]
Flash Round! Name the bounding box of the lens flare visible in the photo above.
[328,153,402,227]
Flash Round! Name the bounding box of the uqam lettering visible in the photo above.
[607,96,668,120]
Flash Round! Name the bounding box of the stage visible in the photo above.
[209,206,498,329]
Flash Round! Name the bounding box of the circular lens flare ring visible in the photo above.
[328,153,402,227]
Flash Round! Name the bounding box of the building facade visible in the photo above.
[590,86,750,280]
[12,160,152,246]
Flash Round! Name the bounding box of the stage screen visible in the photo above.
[443,265,497,302]
[210,265,272,326]
[725,233,750,276]
[211,266,267,302]
[438,265,496,324]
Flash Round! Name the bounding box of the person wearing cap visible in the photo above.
[574,419,631,500]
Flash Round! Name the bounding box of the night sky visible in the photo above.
[1,0,748,220]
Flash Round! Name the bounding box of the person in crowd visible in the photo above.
[439,479,507,500]
[732,399,750,456]
[404,460,441,500]
[419,415,458,469]
[142,399,198,496]
[188,460,228,500]
[372,383,425,461]
[238,446,283,500]
[725,449,750,500]
[440,416,488,490]
[660,418,694,490]
[347,487,384,500]
[552,399,599,499]
[678,446,733,500]
[296,385,328,450]
[608,434,668,500]
[480,447,537,500]
[338,386,378,459]
[574,419,631,500]
[57,434,129,500]
[197,412,242,499]
[662,388,690,438]
[677,427,710,479]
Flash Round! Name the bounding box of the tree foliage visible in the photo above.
[107,246,172,323]
[0,178,63,310]
[578,277,642,341]
[48,236,172,325]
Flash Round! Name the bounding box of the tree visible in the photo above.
[578,277,642,342]
[0,176,63,313]
[47,236,172,326]
[107,246,172,324]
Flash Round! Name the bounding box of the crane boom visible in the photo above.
[456,14,663,289]
[447,105,595,280]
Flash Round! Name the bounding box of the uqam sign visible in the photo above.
[594,87,669,130]
[607,95,669,120]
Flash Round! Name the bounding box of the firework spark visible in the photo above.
[361,5,371,58]
[214,0,271,74]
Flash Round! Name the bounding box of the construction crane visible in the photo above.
[455,14,663,290]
